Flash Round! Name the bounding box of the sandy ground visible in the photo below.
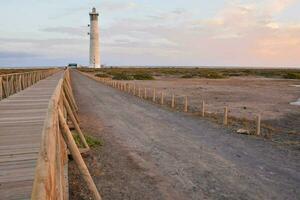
[121,77,300,142]
[69,71,300,200]
[127,76,300,120]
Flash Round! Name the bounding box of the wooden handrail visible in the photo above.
[0,69,56,77]
[32,69,101,200]
[0,69,59,100]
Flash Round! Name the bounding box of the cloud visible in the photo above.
[0,51,39,59]
[266,0,296,15]
[99,0,300,67]
[100,1,138,12]
[0,37,88,61]
[1,0,299,67]
[41,26,87,37]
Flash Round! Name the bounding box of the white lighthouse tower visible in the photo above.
[89,7,101,68]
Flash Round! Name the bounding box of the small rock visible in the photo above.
[237,128,250,135]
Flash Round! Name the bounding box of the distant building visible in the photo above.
[68,63,80,68]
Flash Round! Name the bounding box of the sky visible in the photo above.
[0,0,299,68]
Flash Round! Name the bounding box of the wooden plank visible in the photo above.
[0,70,64,200]
[0,148,40,156]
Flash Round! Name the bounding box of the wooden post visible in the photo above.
[133,84,136,95]
[171,94,175,108]
[18,74,22,92]
[184,96,188,112]
[58,109,102,200]
[153,88,156,102]
[127,83,130,92]
[256,114,261,136]
[138,88,141,98]
[202,101,205,117]
[0,76,2,100]
[63,92,89,149]
[11,75,15,94]
[64,84,78,112]
[144,88,147,99]
[161,92,164,105]
[6,75,9,97]
[223,107,228,125]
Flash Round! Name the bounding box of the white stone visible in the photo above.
[237,129,250,135]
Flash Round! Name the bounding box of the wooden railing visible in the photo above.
[0,69,58,100]
[31,69,101,200]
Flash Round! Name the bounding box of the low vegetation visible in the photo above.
[95,73,111,78]
[89,69,155,80]
[0,68,51,75]
[79,67,300,80]
[73,131,103,148]
[283,72,300,79]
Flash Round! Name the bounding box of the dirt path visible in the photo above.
[70,71,300,200]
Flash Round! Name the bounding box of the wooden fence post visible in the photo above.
[11,75,15,95]
[62,92,89,149]
[138,88,141,98]
[128,84,131,93]
[144,88,147,99]
[256,114,261,136]
[153,88,156,102]
[132,84,135,94]
[58,109,102,200]
[184,96,188,112]
[202,101,205,117]
[223,107,228,125]
[6,75,9,97]
[0,77,2,100]
[171,94,175,108]
[18,74,22,92]
[161,92,164,105]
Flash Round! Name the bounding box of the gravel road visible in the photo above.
[71,71,300,200]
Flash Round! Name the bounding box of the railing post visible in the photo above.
[144,88,147,99]
[6,75,9,97]
[184,96,188,112]
[171,94,175,108]
[58,109,102,200]
[202,101,205,117]
[153,88,156,102]
[0,76,2,100]
[256,114,261,136]
[138,88,141,98]
[62,91,89,149]
[223,107,228,125]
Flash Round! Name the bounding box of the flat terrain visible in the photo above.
[129,76,300,120]
[125,77,300,142]
[69,71,300,200]
[0,68,43,75]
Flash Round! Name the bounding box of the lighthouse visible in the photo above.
[89,7,100,68]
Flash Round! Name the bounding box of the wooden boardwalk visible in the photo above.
[0,71,64,200]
